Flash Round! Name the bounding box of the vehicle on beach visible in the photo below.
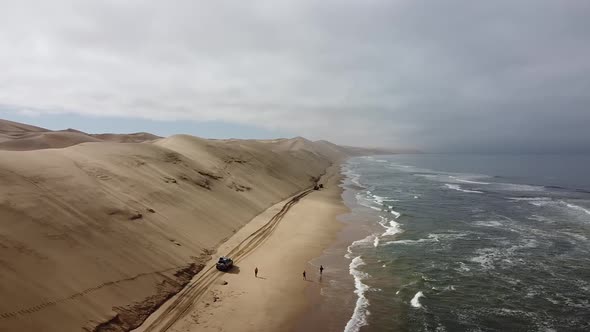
[216,256,234,271]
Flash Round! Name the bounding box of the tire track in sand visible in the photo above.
[138,188,314,332]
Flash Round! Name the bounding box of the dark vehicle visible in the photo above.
[216,256,233,271]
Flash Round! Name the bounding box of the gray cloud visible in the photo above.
[1,0,589,151]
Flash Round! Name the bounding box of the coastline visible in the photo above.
[134,162,349,332]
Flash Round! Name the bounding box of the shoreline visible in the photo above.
[133,162,349,332]
[296,161,383,332]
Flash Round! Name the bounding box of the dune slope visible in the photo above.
[0,135,335,331]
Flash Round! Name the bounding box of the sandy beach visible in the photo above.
[135,163,348,332]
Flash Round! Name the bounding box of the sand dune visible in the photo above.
[0,119,161,151]
[0,119,368,331]
[0,118,399,331]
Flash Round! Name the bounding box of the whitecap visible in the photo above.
[563,202,590,216]
[473,220,503,227]
[495,183,544,192]
[345,235,375,259]
[343,256,371,332]
[508,197,552,202]
[410,291,424,308]
[381,220,403,237]
[450,175,490,185]
[444,184,483,194]
[355,192,382,211]
[389,209,401,219]
[385,233,443,245]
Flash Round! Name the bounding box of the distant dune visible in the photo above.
[0,119,161,151]
[0,118,406,331]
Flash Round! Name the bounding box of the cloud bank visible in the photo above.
[1,0,589,151]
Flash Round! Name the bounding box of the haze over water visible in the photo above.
[341,154,590,331]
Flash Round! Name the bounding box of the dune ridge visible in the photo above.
[0,118,390,331]
[0,119,161,151]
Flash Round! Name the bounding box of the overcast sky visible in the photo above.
[1,0,589,152]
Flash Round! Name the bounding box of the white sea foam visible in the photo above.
[370,194,398,205]
[410,291,424,308]
[344,256,371,332]
[526,199,590,217]
[381,219,402,237]
[343,168,365,188]
[389,209,401,219]
[508,197,552,202]
[444,183,483,194]
[564,202,590,216]
[527,214,553,223]
[355,192,382,211]
[530,201,551,207]
[471,239,538,270]
[373,236,380,247]
[385,233,442,245]
[371,194,386,205]
[473,220,503,227]
[350,175,364,187]
[456,262,470,272]
[495,183,545,192]
[345,235,375,259]
[450,175,490,185]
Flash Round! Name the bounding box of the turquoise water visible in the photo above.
[341,154,590,332]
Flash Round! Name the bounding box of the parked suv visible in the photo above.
[216,257,233,271]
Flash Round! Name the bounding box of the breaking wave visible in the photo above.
[445,183,483,194]
[344,256,371,332]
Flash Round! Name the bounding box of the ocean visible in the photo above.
[313,154,590,332]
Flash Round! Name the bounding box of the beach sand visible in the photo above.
[134,163,348,332]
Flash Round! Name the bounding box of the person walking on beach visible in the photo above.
[320,265,324,275]
[255,267,258,278]
[303,270,306,280]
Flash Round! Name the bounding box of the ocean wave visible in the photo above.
[344,256,371,332]
[373,236,380,248]
[470,239,538,270]
[508,197,552,202]
[527,214,554,223]
[456,262,471,272]
[379,217,403,237]
[444,184,483,194]
[342,166,366,188]
[410,291,424,308]
[389,208,401,219]
[494,183,545,192]
[473,220,504,227]
[450,175,491,185]
[385,233,441,245]
[371,194,397,205]
[355,192,382,211]
[345,234,375,259]
[527,199,590,217]
[564,202,590,216]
